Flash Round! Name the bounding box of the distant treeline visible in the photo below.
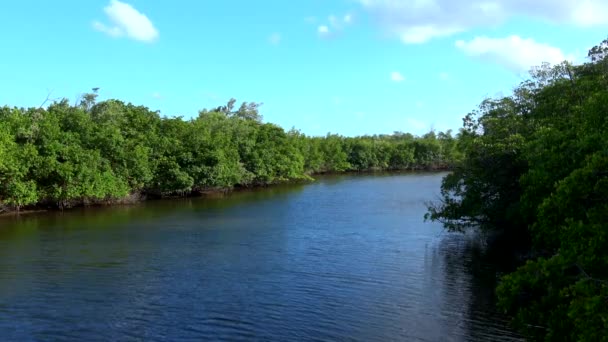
[0,95,460,211]
[427,38,608,341]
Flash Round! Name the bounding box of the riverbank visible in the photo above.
[0,169,451,216]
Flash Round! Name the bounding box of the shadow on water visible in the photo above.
[437,231,524,341]
[0,182,307,234]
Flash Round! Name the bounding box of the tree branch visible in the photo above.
[38,89,55,109]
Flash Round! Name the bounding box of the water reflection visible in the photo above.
[0,173,522,341]
[436,232,523,341]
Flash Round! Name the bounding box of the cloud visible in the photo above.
[92,21,122,37]
[268,33,282,45]
[93,0,158,42]
[455,35,568,72]
[152,92,162,99]
[390,71,405,82]
[358,0,608,43]
[317,13,353,38]
[439,72,449,80]
[318,25,330,36]
[571,1,608,26]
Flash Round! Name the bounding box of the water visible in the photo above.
[0,173,522,341]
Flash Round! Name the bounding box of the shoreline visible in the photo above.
[0,169,450,217]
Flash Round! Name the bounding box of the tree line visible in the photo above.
[0,93,459,212]
[427,38,608,341]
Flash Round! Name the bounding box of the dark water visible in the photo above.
[0,173,522,341]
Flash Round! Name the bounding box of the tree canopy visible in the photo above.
[0,96,457,212]
[427,38,608,341]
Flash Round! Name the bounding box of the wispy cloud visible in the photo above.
[268,32,282,45]
[343,14,353,24]
[317,12,354,38]
[93,0,158,43]
[390,71,405,82]
[152,92,162,99]
[439,72,449,81]
[456,35,570,72]
[357,0,608,43]
[318,25,330,36]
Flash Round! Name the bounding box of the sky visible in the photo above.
[1,0,607,136]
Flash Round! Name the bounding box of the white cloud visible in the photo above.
[317,13,353,38]
[318,25,330,36]
[358,0,608,43]
[571,1,608,26]
[93,0,158,42]
[152,92,162,99]
[401,25,464,44]
[268,33,282,45]
[439,72,449,80]
[455,35,568,72]
[92,21,122,37]
[390,71,405,82]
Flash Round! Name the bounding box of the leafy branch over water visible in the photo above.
[427,38,608,341]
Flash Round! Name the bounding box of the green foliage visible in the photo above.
[0,96,457,211]
[428,38,608,340]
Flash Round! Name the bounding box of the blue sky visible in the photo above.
[1,0,606,136]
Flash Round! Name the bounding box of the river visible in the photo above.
[0,173,522,341]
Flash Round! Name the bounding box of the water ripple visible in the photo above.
[0,173,523,341]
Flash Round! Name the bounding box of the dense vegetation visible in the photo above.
[427,39,608,341]
[0,94,459,212]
